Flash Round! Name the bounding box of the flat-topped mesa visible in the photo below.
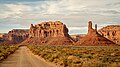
[8,29,29,35]
[23,21,74,45]
[29,21,69,38]
[2,29,29,44]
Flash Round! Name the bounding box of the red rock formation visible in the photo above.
[8,29,29,44]
[98,25,120,45]
[76,21,116,46]
[23,21,74,45]
[1,29,29,44]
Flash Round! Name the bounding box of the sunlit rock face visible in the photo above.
[23,21,74,45]
[98,25,120,45]
[29,21,69,38]
[76,21,116,46]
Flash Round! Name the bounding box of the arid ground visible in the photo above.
[0,46,56,67]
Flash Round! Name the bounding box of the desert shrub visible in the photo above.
[28,45,120,67]
[94,63,109,67]
[0,45,19,62]
[87,55,94,59]
[63,58,68,67]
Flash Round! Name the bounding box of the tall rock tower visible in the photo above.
[95,24,97,31]
[88,21,93,34]
[88,21,98,35]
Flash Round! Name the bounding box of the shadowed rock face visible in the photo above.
[1,29,29,44]
[98,25,120,45]
[76,21,116,46]
[23,21,74,45]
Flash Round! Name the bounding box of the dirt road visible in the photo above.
[0,46,54,67]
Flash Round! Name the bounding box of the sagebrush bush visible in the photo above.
[0,45,19,61]
[28,45,120,67]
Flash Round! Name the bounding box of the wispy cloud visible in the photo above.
[68,27,87,35]
[0,0,120,34]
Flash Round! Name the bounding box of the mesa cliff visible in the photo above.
[23,21,74,45]
[98,25,120,45]
[76,21,116,46]
[0,21,119,46]
[0,29,29,44]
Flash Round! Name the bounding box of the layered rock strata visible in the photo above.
[0,29,29,44]
[23,21,74,45]
[98,25,120,45]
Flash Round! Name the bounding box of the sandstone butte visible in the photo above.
[98,25,120,45]
[76,21,116,46]
[22,21,74,45]
[0,29,29,44]
[0,21,119,46]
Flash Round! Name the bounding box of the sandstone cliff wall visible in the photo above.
[24,21,74,45]
[98,25,120,45]
[2,29,29,44]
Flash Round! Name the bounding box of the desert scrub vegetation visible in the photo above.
[28,45,120,67]
[0,44,19,62]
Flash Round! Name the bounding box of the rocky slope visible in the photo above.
[76,21,116,46]
[98,25,120,45]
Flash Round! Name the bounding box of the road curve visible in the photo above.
[0,46,53,67]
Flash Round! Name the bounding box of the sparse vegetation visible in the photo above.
[0,44,19,62]
[28,45,120,67]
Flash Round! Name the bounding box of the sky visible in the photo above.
[0,0,120,35]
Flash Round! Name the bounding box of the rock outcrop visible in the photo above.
[23,21,74,45]
[1,29,29,44]
[98,25,120,45]
[76,21,116,46]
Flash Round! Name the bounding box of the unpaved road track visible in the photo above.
[0,46,53,67]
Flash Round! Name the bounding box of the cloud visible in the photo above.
[68,27,88,35]
[0,4,32,19]
[0,0,51,4]
[5,4,31,12]
[68,27,87,30]
[1,0,120,19]
[0,0,120,34]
